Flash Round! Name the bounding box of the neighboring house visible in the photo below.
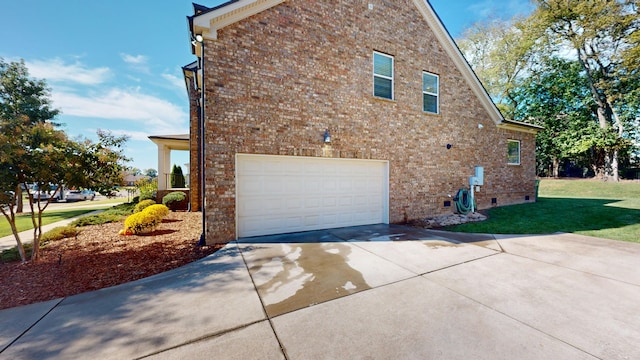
[184,0,542,244]
[123,174,149,187]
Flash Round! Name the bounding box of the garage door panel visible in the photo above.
[237,155,388,238]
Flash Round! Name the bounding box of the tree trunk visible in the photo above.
[15,185,23,213]
[0,209,27,262]
[575,47,617,181]
[29,205,42,261]
[11,222,27,262]
[552,158,560,178]
[611,107,625,182]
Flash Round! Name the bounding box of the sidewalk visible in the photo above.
[0,210,105,252]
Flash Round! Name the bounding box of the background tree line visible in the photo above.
[458,0,640,181]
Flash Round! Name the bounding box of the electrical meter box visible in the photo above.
[474,166,484,186]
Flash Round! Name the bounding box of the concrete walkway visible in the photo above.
[1,225,639,359]
[0,202,120,251]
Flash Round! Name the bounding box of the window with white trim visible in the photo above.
[373,52,393,100]
[422,72,439,114]
[507,140,521,165]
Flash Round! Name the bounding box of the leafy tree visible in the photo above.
[458,17,540,117]
[170,164,185,188]
[129,167,142,176]
[144,168,158,178]
[1,58,59,214]
[528,0,640,180]
[0,59,129,262]
[512,58,599,176]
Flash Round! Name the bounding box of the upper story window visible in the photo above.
[423,72,439,114]
[373,52,394,100]
[507,140,521,165]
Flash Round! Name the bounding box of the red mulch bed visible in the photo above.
[0,212,224,310]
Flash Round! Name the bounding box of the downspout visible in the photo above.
[195,33,207,246]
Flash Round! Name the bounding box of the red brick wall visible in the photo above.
[187,74,201,211]
[200,0,537,243]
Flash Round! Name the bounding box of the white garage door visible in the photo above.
[236,154,388,238]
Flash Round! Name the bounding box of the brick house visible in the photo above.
[185,0,541,244]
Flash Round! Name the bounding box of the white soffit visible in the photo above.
[193,0,286,39]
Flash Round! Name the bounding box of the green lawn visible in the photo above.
[447,179,640,243]
[1,208,101,238]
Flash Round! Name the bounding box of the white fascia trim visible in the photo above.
[497,121,543,135]
[412,0,504,125]
[193,0,286,39]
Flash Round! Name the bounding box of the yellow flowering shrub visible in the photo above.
[120,204,169,235]
[133,199,156,213]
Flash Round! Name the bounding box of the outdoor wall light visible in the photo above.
[446,143,452,149]
[323,129,331,143]
[192,34,204,46]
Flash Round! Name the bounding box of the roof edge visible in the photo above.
[191,0,285,40]
[498,119,544,134]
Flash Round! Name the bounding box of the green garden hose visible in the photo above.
[453,188,475,215]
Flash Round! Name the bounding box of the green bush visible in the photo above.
[105,202,136,216]
[41,226,79,242]
[162,191,186,210]
[122,204,169,235]
[139,191,156,201]
[170,164,186,188]
[70,202,135,227]
[1,226,78,262]
[134,199,156,213]
[132,196,140,203]
[136,177,158,202]
[1,244,32,263]
[71,213,124,227]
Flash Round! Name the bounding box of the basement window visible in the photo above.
[422,72,439,114]
[373,51,394,100]
[507,140,521,165]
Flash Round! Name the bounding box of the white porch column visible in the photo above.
[157,144,171,190]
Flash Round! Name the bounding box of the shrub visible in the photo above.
[41,226,79,242]
[1,226,78,262]
[121,204,169,235]
[170,165,186,188]
[70,202,135,227]
[136,177,157,202]
[1,244,32,263]
[71,213,124,227]
[134,199,156,213]
[105,202,136,216]
[162,191,186,210]
[139,191,156,201]
[144,204,170,219]
[132,196,140,203]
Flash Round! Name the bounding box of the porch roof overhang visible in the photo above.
[148,134,190,150]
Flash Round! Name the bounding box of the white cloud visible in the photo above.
[121,53,151,74]
[120,53,148,65]
[162,73,185,90]
[25,58,111,85]
[51,88,188,134]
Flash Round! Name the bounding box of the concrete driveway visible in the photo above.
[1,225,639,359]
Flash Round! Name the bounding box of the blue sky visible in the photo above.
[0,0,533,173]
